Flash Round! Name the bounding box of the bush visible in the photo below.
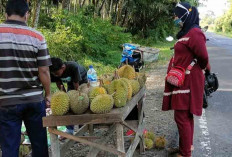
[39,10,131,75]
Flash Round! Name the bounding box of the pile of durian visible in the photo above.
[144,131,167,150]
[130,131,167,150]
[50,65,147,116]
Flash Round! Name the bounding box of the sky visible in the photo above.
[198,0,230,18]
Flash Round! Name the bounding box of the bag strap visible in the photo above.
[186,59,197,74]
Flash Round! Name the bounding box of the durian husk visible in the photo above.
[107,79,128,108]
[118,65,136,80]
[90,94,114,114]
[145,138,154,149]
[145,131,156,141]
[119,78,133,101]
[68,90,89,115]
[101,73,114,85]
[19,145,30,157]
[155,136,166,149]
[136,72,147,88]
[88,81,107,102]
[51,91,70,116]
[79,83,91,95]
[129,80,140,95]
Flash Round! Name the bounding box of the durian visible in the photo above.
[145,131,156,141]
[79,83,91,95]
[88,85,107,102]
[108,79,128,107]
[119,78,133,101]
[90,94,114,114]
[118,65,136,80]
[136,72,147,88]
[155,136,166,149]
[68,90,89,114]
[145,138,154,149]
[101,73,114,85]
[51,91,70,116]
[19,145,30,157]
[129,80,140,95]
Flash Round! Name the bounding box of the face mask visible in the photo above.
[174,11,188,27]
[174,18,182,27]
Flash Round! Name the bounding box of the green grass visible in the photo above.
[139,40,175,71]
[153,41,175,64]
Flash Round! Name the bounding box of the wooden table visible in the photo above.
[43,87,146,157]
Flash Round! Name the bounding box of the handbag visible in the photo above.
[166,59,197,87]
[166,66,186,87]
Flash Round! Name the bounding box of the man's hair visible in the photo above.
[50,57,64,72]
[6,0,29,17]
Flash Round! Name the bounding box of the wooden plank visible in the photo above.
[111,86,146,120]
[126,99,145,157]
[87,125,116,157]
[120,121,137,133]
[125,120,138,129]
[48,128,126,157]
[43,113,122,127]
[88,124,94,136]
[116,123,125,157]
[126,123,144,157]
[50,127,60,157]
[60,125,88,157]
[138,99,145,153]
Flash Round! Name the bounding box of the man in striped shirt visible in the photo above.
[0,0,51,157]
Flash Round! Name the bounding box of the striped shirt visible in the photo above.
[0,20,51,106]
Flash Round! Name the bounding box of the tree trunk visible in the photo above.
[32,0,41,28]
[109,0,113,18]
[98,0,106,16]
[62,0,70,10]
[116,0,124,25]
[79,0,82,8]
[121,6,128,26]
[81,0,86,7]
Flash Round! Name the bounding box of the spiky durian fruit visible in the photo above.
[90,94,114,114]
[51,91,70,116]
[88,86,107,102]
[101,73,114,85]
[118,65,136,80]
[79,83,91,95]
[145,131,156,141]
[129,80,140,95]
[155,136,166,149]
[68,90,89,115]
[145,138,154,149]
[19,145,30,157]
[108,79,128,107]
[119,78,133,101]
[136,72,147,88]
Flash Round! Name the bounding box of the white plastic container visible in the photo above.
[87,65,98,87]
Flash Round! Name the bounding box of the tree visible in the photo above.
[32,0,42,28]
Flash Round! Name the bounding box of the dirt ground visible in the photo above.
[63,64,179,157]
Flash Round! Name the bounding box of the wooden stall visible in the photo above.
[43,87,146,157]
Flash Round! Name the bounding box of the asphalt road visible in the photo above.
[193,32,232,157]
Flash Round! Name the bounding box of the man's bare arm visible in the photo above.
[39,66,51,108]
